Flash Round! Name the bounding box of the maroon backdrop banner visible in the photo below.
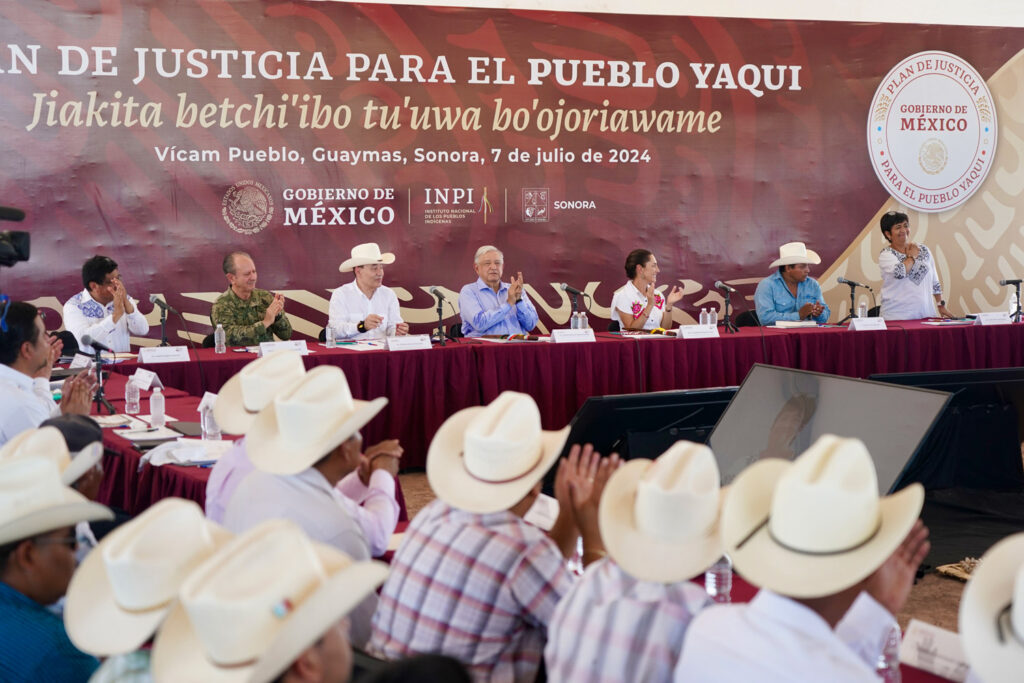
[0,2,1019,337]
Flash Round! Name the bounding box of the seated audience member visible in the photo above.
[329,242,409,340]
[63,255,149,353]
[0,458,113,681]
[458,246,539,337]
[959,531,1024,683]
[0,423,104,561]
[61,498,231,680]
[676,435,930,682]
[0,301,93,446]
[224,365,392,646]
[208,353,403,557]
[545,441,721,681]
[878,210,954,320]
[610,249,684,331]
[152,519,388,683]
[210,250,292,346]
[369,391,617,681]
[754,242,830,325]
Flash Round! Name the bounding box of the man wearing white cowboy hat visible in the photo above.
[224,364,390,646]
[545,441,723,682]
[676,434,930,682]
[458,245,539,337]
[62,498,232,679]
[151,519,388,683]
[328,242,409,340]
[959,531,1024,683]
[208,353,403,558]
[370,391,618,682]
[0,457,113,681]
[753,241,831,325]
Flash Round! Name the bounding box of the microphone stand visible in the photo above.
[837,281,858,324]
[1014,282,1022,323]
[79,349,116,415]
[721,291,738,334]
[435,296,446,346]
[158,306,169,346]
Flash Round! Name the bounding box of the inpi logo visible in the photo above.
[424,188,475,205]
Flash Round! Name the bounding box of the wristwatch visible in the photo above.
[357,320,367,333]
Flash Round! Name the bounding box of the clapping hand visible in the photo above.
[506,272,525,305]
[358,439,403,485]
[262,294,286,327]
[666,285,684,308]
[60,370,96,416]
[862,519,930,617]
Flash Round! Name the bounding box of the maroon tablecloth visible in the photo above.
[96,393,407,520]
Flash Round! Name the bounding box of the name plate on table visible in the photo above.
[138,346,191,363]
[550,328,596,343]
[974,311,1012,326]
[259,340,309,356]
[129,368,162,391]
[385,334,432,351]
[899,619,969,682]
[68,354,93,369]
[678,324,720,339]
[848,317,887,331]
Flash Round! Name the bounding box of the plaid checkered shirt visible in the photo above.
[543,557,710,682]
[369,499,573,682]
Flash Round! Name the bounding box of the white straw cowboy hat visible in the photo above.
[152,519,388,683]
[427,391,570,514]
[0,457,112,545]
[959,532,1024,683]
[599,441,726,584]
[338,243,396,273]
[721,434,923,598]
[768,241,821,269]
[214,351,306,435]
[246,365,388,475]
[64,498,232,657]
[0,425,103,487]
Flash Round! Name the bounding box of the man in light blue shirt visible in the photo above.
[458,246,539,337]
[754,242,830,325]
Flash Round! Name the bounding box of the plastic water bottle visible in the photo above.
[705,554,733,603]
[325,325,336,348]
[149,387,165,428]
[699,307,709,326]
[124,379,141,415]
[201,406,222,441]
[875,623,902,682]
[858,299,868,319]
[214,324,226,354]
[580,311,590,329]
[709,307,719,327]
[570,312,580,329]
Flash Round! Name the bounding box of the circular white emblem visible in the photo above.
[222,180,274,235]
[867,51,996,213]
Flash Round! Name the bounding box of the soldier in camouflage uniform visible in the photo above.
[210,251,292,346]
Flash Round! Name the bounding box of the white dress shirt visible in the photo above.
[327,281,403,340]
[63,289,149,353]
[0,364,60,446]
[223,466,378,646]
[675,589,894,682]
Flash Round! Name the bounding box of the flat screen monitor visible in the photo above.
[708,364,951,493]
[869,367,1024,491]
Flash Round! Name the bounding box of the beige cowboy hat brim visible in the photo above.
[64,522,233,657]
[0,488,112,545]
[769,249,821,269]
[721,458,924,598]
[599,458,727,584]
[0,430,102,487]
[959,533,1024,683]
[427,406,570,515]
[246,396,388,476]
[214,364,306,436]
[152,546,388,683]
[338,252,396,273]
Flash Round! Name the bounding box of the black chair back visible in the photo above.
[447,322,463,339]
[735,310,760,327]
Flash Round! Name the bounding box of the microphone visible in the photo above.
[0,206,25,222]
[838,276,871,289]
[149,294,179,314]
[560,283,584,296]
[1000,279,1022,286]
[81,335,114,353]
[714,280,736,293]
[429,286,446,302]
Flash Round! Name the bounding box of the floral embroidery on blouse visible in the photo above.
[630,294,665,319]
[884,245,930,286]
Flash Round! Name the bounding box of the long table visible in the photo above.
[108,321,1024,467]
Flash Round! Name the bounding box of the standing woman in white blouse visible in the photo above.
[878,211,954,320]
[610,249,684,330]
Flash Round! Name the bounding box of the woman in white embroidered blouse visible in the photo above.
[610,249,684,331]
[878,211,954,320]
